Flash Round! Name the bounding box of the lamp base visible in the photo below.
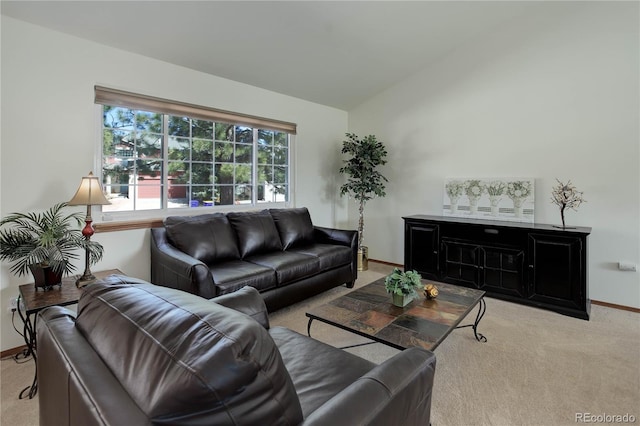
[76,272,97,288]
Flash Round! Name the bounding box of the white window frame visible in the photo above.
[94,88,296,222]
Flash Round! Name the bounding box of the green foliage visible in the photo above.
[339,133,388,202]
[103,105,291,207]
[0,203,104,277]
[384,268,423,296]
[339,133,388,248]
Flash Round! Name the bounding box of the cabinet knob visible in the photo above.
[484,229,499,235]
[433,251,438,255]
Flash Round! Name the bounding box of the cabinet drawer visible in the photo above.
[441,223,523,248]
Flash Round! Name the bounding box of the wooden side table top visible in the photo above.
[18,269,124,315]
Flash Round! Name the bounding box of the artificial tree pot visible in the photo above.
[339,133,388,271]
[0,202,104,290]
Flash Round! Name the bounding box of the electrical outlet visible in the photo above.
[7,296,19,314]
[618,262,637,272]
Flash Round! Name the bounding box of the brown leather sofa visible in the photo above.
[150,207,357,311]
[37,275,437,426]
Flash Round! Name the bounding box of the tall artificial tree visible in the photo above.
[339,133,388,249]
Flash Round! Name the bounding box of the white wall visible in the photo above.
[0,16,348,351]
[348,3,639,308]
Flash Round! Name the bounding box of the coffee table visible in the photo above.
[306,277,486,351]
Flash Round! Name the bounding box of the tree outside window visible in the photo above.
[101,106,290,212]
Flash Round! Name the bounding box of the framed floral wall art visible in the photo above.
[443,178,535,223]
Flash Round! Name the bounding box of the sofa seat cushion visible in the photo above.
[227,211,283,258]
[75,277,303,424]
[269,208,315,249]
[246,251,320,286]
[269,326,376,418]
[290,244,353,270]
[164,213,240,264]
[210,260,277,294]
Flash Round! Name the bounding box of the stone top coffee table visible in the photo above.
[306,277,486,351]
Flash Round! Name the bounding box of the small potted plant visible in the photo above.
[0,202,104,290]
[384,268,423,307]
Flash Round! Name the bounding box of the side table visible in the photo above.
[16,268,123,399]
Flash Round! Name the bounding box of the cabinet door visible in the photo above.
[405,223,439,278]
[441,239,480,288]
[479,246,525,297]
[527,234,584,310]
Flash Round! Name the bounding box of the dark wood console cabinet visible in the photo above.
[404,215,591,319]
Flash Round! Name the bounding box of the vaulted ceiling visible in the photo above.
[2,1,547,110]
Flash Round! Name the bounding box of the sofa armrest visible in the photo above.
[313,226,357,248]
[38,306,151,426]
[210,286,270,330]
[314,226,358,284]
[302,347,436,426]
[150,228,215,298]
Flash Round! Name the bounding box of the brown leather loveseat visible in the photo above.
[150,207,357,311]
[37,275,436,426]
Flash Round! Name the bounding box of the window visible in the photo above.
[96,87,295,214]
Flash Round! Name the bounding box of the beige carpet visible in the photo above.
[2,262,639,426]
[271,262,640,426]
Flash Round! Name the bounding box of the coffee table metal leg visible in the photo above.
[307,316,377,350]
[307,317,314,337]
[456,298,487,343]
[472,298,487,342]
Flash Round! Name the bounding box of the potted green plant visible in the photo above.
[384,268,423,307]
[0,202,104,290]
[339,133,388,271]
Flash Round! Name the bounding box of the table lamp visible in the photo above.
[67,172,110,286]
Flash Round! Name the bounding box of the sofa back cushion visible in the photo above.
[269,208,315,250]
[75,275,303,425]
[227,211,283,258]
[164,213,240,264]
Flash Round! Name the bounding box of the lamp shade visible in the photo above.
[68,172,111,206]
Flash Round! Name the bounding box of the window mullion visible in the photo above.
[132,116,137,211]
[189,119,193,207]
[162,114,169,209]
[252,128,258,205]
